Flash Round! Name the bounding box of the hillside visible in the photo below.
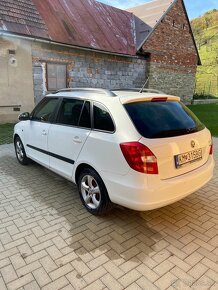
[191,9,218,97]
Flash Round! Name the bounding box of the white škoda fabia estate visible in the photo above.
[14,88,214,215]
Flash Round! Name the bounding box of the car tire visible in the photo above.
[78,168,113,215]
[14,136,30,165]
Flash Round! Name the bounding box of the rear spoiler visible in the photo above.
[121,95,180,104]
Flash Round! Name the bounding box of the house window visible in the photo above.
[47,63,67,91]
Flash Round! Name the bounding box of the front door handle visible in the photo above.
[73,136,82,143]
[42,130,47,136]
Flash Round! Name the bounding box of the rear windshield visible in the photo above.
[124,101,205,139]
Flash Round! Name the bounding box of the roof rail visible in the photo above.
[112,88,165,94]
[52,88,117,97]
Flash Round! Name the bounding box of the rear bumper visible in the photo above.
[103,156,215,211]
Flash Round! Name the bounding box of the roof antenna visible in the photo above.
[139,77,149,93]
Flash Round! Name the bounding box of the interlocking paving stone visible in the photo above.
[0,139,218,289]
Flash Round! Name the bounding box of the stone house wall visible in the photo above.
[142,0,198,103]
[32,42,146,104]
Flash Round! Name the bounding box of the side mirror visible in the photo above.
[19,112,30,121]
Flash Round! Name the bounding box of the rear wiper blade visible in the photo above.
[152,128,197,138]
[186,127,197,133]
[152,129,188,138]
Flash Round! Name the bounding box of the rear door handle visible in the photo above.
[73,136,82,143]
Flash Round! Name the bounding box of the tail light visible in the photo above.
[120,142,158,174]
[209,144,213,155]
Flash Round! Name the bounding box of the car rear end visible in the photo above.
[110,93,214,211]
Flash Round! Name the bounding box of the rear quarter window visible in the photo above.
[93,103,115,132]
[124,101,205,139]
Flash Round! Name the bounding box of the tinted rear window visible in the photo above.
[125,101,205,139]
[58,99,84,126]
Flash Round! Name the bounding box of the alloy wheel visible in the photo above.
[16,140,24,162]
[81,175,101,209]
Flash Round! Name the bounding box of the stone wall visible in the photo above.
[147,62,196,104]
[32,42,146,104]
[193,99,218,105]
[142,0,198,104]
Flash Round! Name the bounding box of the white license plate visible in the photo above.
[175,149,203,168]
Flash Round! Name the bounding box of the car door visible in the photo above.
[48,98,91,179]
[25,97,60,167]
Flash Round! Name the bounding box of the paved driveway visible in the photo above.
[0,139,217,290]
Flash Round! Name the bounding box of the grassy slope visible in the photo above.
[188,104,218,137]
[191,10,218,97]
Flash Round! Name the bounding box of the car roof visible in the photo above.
[46,88,180,103]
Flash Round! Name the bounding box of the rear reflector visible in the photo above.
[151,97,168,102]
[120,142,158,174]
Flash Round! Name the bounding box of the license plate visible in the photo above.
[175,149,203,168]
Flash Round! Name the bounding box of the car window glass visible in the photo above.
[79,101,91,128]
[125,101,205,139]
[31,98,59,122]
[93,103,115,132]
[58,99,84,126]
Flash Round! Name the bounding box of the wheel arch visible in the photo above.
[74,163,101,185]
[74,162,104,184]
[14,133,20,143]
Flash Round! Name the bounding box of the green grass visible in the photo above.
[188,104,218,137]
[0,123,16,145]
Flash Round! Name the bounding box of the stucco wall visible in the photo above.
[31,42,147,104]
[0,37,35,123]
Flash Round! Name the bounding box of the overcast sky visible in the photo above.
[98,0,218,20]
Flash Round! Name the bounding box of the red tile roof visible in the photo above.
[0,0,136,55]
